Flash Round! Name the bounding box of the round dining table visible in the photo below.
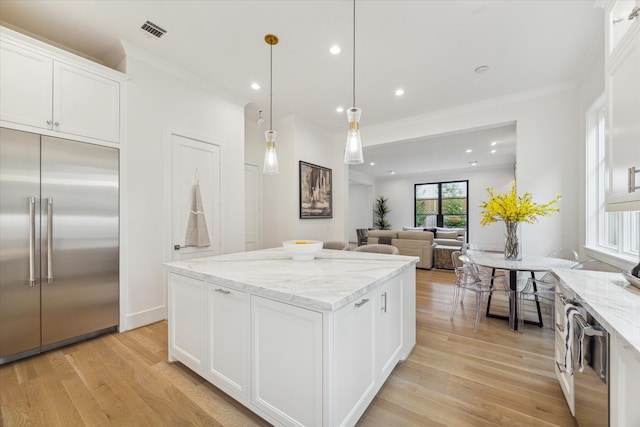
[458,252,577,331]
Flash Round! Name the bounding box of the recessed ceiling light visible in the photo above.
[370,162,375,166]
[330,45,341,55]
[466,149,472,153]
[336,106,344,113]
[251,82,260,90]
[491,149,496,154]
[395,88,404,96]
[474,65,490,74]
[469,161,478,166]
[389,171,395,175]
[491,141,497,146]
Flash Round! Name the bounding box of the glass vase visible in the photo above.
[504,221,521,260]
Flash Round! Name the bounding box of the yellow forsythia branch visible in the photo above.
[479,181,561,226]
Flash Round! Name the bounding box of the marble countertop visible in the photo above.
[165,248,418,312]
[552,268,640,361]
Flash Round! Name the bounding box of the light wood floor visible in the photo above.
[0,269,577,426]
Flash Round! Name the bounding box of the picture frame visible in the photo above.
[299,161,332,219]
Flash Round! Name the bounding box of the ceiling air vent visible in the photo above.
[140,20,167,39]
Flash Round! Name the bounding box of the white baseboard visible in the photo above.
[123,305,167,331]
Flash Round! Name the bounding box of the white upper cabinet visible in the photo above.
[608,0,640,55]
[0,27,123,144]
[53,62,120,143]
[604,1,640,211]
[0,41,52,130]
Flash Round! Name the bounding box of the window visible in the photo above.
[414,181,468,234]
[586,95,639,262]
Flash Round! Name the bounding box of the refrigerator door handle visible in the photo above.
[29,197,36,286]
[47,197,53,284]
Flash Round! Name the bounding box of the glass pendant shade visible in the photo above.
[263,130,279,174]
[344,107,363,164]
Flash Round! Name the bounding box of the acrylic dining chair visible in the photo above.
[516,259,610,332]
[450,250,514,333]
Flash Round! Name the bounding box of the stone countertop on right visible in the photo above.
[552,268,640,361]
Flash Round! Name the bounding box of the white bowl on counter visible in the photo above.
[283,240,323,261]
[621,270,640,290]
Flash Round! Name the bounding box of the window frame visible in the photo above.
[414,180,469,237]
[585,94,639,267]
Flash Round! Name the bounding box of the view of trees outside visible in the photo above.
[415,181,468,230]
[415,183,438,227]
[442,182,467,228]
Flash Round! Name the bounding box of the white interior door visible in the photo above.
[171,132,221,261]
[244,163,261,251]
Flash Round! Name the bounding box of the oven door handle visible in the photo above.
[574,314,605,337]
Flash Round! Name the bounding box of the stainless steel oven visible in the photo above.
[573,311,609,427]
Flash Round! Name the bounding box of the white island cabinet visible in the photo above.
[166,248,418,427]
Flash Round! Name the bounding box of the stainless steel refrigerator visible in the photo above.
[0,127,119,365]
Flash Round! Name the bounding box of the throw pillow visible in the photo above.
[437,231,459,239]
[378,236,393,245]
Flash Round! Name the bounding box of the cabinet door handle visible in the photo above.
[555,361,568,373]
[629,6,640,20]
[54,122,60,127]
[28,197,36,286]
[355,298,369,308]
[629,166,639,193]
[215,288,230,295]
[46,120,52,126]
[381,292,387,313]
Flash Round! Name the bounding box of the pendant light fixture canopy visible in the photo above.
[344,0,364,165]
[263,34,279,175]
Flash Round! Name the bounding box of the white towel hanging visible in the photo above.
[184,181,210,247]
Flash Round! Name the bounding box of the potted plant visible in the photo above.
[374,196,391,230]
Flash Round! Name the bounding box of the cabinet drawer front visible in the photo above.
[333,291,376,426]
[251,296,322,427]
[378,277,403,377]
[206,283,249,399]
[168,273,205,373]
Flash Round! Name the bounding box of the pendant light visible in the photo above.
[344,0,364,164]
[263,34,279,175]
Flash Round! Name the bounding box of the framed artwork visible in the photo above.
[299,161,332,219]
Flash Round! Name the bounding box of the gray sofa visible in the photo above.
[366,230,436,269]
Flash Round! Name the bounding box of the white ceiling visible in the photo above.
[0,0,603,176]
[353,123,517,178]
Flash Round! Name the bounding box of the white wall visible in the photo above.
[375,166,515,251]
[121,44,245,330]
[347,184,374,242]
[261,115,346,248]
[356,84,582,256]
[244,102,264,167]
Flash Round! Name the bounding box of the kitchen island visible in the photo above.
[165,248,418,427]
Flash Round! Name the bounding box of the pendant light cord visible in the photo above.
[270,42,273,130]
[352,0,356,109]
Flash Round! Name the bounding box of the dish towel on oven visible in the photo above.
[564,303,580,374]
